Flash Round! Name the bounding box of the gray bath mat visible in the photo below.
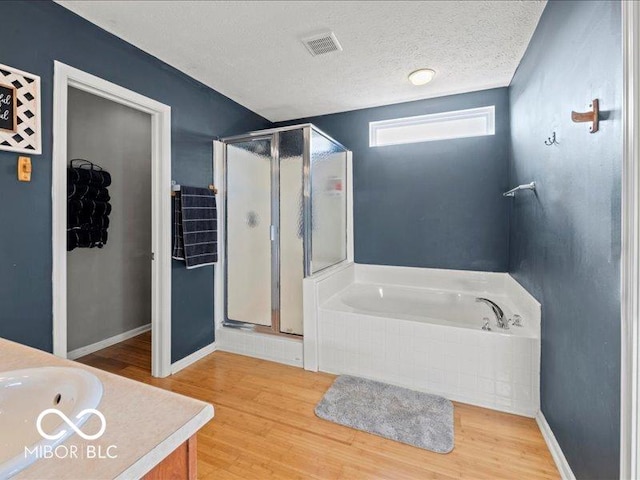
[315,375,454,453]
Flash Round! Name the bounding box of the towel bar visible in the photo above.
[171,181,217,196]
[503,182,536,197]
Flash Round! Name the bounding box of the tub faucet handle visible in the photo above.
[512,314,523,327]
[482,317,492,331]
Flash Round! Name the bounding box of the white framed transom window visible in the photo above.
[369,105,495,147]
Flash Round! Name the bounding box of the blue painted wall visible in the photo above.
[508,1,621,478]
[278,88,511,272]
[1,9,623,474]
[0,1,269,361]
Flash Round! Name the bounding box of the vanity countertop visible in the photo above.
[0,338,214,480]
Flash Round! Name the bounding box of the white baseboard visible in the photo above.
[67,323,151,360]
[171,342,217,374]
[536,411,576,480]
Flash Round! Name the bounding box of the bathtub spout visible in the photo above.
[475,297,509,329]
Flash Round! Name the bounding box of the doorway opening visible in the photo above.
[52,62,172,377]
[66,87,152,365]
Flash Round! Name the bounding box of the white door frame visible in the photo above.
[52,61,172,378]
[213,141,225,331]
[621,1,640,478]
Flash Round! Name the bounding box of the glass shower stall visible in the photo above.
[222,124,349,336]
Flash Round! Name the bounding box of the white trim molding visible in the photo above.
[52,61,173,378]
[536,412,576,480]
[213,140,226,330]
[621,1,640,478]
[170,342,217,374]
[67,324,151,360]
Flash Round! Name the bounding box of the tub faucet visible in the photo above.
[475,297,509,329]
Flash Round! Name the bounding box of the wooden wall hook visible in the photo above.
[571,98,599,133]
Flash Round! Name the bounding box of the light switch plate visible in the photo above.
[18,156,31,182]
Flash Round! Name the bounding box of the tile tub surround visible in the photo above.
[0,338,213,479]
[309,264,541,417]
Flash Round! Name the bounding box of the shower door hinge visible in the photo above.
[270,225,276,241]
[151,252,155,260]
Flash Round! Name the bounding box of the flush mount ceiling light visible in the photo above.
[408,68,436,86]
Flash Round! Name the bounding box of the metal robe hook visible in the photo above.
[544,132,558,146]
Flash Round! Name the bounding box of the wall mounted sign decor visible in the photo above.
[0,83,16,132]
[0,63,41,154]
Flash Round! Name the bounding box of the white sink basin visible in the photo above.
[0,367,103,478]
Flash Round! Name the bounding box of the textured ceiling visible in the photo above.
[57,1,546,122]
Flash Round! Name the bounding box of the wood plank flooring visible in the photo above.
[77,332,559,479]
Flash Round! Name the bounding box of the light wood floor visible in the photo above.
[77,332,559,480]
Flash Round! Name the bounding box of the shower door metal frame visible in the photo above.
[221,124,349,337]
[222,129,309,337]
[302,127,313,278]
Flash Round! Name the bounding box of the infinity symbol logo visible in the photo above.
[36,408,107,441]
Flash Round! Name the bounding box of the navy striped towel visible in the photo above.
[172,186,217,269]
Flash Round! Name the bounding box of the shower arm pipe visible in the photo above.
[503,182,536,197]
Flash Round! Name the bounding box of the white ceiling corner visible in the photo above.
[56,0,546,122]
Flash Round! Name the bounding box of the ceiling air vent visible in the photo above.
[302,31,343,57]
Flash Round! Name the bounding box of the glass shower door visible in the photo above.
[279,129,304,335]
[226,138,273,326]
[224,125,348,337]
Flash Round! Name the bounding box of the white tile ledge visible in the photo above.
[216,327,303,367]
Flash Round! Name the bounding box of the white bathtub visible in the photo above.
[330,283,537,337]
[304,263,541,417]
